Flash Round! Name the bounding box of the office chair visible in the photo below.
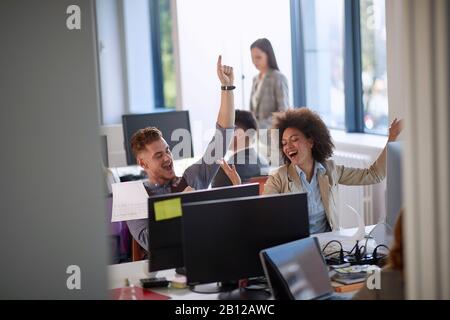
[132,239,147,261]
[246,176,269,195]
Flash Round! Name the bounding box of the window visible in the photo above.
[360,0,388,134]
[94,0,180,122]
[176,0,293,154]
[158,0,177,108]
[300,0,345,130]
[291,0,388,134]
[150,0,177,109]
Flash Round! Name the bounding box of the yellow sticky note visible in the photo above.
[154,198,182,221]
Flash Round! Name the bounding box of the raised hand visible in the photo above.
[388,118,403,142]
[216,55,234,86]
[217,159,241,185]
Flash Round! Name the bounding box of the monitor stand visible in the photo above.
[218,288,271,300]
[189,281,238,294]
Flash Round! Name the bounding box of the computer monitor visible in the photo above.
[147,183,260,272]
[260,237,333,300]
[122,110,193,165]
[181,193,309,286]
[386,141,403,230]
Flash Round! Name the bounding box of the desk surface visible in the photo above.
[108,226,376,300]
[108,261,220,300]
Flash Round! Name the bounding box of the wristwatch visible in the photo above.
[221,85,236,90]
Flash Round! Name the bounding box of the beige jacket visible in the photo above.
[263,147,387,230]
[250,68,289,129]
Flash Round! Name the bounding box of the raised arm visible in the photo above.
[182,56,236,189]
[338,118,403,185]
[216,55,235,128]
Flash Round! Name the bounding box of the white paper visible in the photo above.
[111,181,148,222]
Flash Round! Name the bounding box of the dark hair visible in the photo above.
[130,127,162,158]
[250,38,279,71]
[273,108,334,164]
[235,109,258,131]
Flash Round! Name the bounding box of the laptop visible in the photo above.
[260,237,350,300]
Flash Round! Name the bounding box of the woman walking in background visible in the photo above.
[250,38,289,128]
[250,38,289,164]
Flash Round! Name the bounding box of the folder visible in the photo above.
[110,286,171,300]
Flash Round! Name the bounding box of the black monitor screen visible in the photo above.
[122,110,192,165]
[147,183,260,272]
[181,193,309,285]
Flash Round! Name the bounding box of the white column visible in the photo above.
[96,0,129,124]
[123,0,155,114]
[386,0,450,299]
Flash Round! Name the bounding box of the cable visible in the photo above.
[324,250,342,257]
[373,244,390,252]
[372,244,390,266]
[322,238,391,266]
[361,235,371,257]
[325,250,353,257]
[348,241,359,255]
[322,240,346,264]
[322,240,343,253]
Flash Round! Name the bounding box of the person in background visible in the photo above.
[249,38,289,129]
[212,109,268,188]
[353,210,405,300]
[126,56,235,251]
[250,38,289,166]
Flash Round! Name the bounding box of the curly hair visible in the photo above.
[130,127,162,158]
[272,108,334,164]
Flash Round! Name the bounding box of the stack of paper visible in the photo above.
[111,181,148,222]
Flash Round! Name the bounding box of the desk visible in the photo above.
[108,225,377,300]
[317,225,377,251]
[108,261,218,300]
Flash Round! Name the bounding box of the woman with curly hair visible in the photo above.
[219,108,402,233]
[261,108,402,233]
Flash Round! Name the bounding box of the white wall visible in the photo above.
[96,0,156,125]
[1,0,108,298]
[96,0,128,124]
[331,130,387,225]
[175,0,293,155]
[385,0,405,123]
[123,0,155,114]
[100,124,127,167]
